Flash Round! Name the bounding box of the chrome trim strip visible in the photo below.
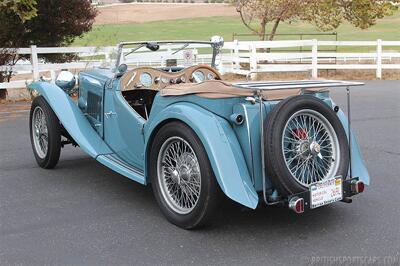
[257,91,268,204]
[104,154,144,176]
[346,86,352,178]
[240,104,255,185]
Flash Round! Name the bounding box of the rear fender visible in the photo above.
[28,81,112,158]
[144,102,259,209]
[336,109,370,185]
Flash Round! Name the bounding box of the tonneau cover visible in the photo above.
[161,80,327,100]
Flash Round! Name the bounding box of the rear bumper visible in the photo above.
[286,177,365,214]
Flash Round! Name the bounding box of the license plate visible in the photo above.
[310,176,343,209]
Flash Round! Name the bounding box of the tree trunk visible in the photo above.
[266,18,281,53]
[259,18,267,41]
[269,18,281,41]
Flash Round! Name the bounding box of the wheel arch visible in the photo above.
[28,81,112,158]
[144,102,259,209]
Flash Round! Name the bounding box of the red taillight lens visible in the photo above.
[289,197,304,214]
[356,181,365,193]
[351,180,365,194]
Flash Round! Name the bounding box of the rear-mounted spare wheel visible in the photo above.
[264,95,349,197]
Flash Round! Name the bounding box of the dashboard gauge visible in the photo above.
[161,77,169,84]
[140,72,153,87]
[207,73,215,80]
[191,70,205,83]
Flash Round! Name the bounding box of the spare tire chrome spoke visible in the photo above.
[282,109,340,187]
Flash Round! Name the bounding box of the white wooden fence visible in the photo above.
[222,39,400,79]
[1,39,399,89]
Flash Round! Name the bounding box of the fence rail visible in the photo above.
[1,39,400,89]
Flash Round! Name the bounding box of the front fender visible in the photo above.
[28,81,112,158]
[144,102,259,209]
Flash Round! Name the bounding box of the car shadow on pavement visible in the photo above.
[53,155,347,238]
[209,198,342,234]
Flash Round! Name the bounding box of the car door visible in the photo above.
[103,81,146,170]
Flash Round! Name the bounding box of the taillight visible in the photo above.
[288,197,304,214]
[351,180,365,194]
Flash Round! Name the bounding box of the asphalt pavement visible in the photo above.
[0,81,399,265]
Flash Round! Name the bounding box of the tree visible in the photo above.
[0,0,37,22]
[0,0,97,83]
[236,0,399,41]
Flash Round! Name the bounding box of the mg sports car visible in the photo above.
[28,37,369,229]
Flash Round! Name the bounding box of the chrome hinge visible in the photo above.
[104,111,117,118]
[141,124,145,135]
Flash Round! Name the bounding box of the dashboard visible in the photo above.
[120,65,222,91]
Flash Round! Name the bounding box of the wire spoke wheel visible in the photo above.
[281,109,340,187]
[150,121,220,229]
[32,106,49,159]
[157,136,201,214]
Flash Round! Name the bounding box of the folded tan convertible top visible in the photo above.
[161,80,327,100]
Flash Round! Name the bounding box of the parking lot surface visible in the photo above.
[0,81,399,265]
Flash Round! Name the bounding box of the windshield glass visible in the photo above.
[110,40,223,71]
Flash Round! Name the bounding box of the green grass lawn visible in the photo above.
[73,12,400,52]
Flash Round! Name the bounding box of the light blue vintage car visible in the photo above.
[28,37,369,229]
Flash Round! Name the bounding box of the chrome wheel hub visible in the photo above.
[31,106,49,159]
[309,141,321,155]
[282,109,340,187]
[157,137,201,214]
[296,141,322,159]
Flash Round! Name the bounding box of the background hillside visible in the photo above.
[73,3,400,52]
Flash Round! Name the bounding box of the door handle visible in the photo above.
[105,111,117,118]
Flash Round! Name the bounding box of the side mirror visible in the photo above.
[55,70,76,93]
[146,42,160,51]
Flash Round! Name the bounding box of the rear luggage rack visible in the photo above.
[234,80,363,91]
[243,80,364,206]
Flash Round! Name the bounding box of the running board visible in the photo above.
[96,154,146,185]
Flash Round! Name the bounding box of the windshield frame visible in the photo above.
[114,39,224,71]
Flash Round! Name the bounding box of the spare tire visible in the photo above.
[264,95,349,197]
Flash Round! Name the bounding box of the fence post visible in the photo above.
[30,45,39,81]
[311,39,318,79]
[250,43,257,80]
[50,70,56,83]
[376,39,382,79]
[233,39,239,71]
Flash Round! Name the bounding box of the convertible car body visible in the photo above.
[28,37,369,229]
